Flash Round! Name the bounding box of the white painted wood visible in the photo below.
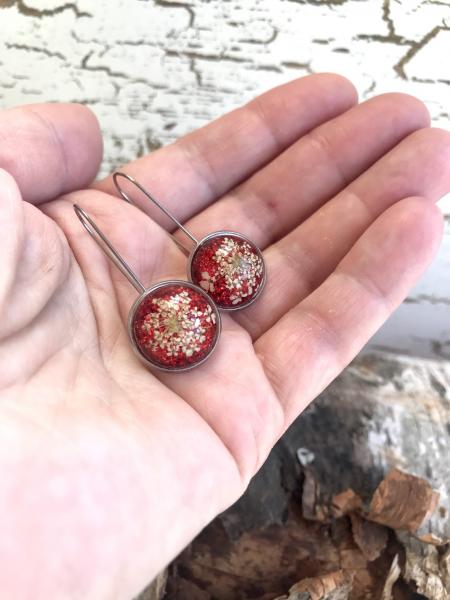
[0,0,449,358]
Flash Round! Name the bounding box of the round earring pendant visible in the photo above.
[188,232,266,310]
[129,281,221,372]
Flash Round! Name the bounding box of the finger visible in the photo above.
[0,103,103,204]
[255,198,443,424]
[236,127,450,338]
[184,92,430,244]
[0,169,71,339]
[96,74,357,224]
[0,169,92,386]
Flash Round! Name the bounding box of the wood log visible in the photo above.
[147,353,450,599]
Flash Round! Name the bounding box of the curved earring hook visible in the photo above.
[73,204,145,295]
[112,171,198,255]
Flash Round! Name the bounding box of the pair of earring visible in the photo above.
[74,173,266,372]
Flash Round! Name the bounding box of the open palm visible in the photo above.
[1,74,450,600]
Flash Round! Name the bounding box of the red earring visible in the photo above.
[113,173,266,311]
[74,205,221,372]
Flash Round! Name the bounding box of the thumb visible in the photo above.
[0,169,70,340]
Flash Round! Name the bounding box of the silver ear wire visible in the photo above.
[112,171,198,255]
[73,204,145,294]
[73,203,222,372]
[111,172,266,312]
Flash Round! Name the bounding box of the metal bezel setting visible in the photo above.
[187,230,267,311]
[127,279,222,372]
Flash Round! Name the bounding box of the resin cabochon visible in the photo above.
[189,233,266,310]
[130,282,221,371]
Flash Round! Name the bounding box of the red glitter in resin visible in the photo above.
[131,284,219,370]
[190,234,265,309]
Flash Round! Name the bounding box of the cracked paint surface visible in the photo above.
[0,0,449,359]
[1,0,449,175]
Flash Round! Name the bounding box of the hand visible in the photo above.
[1,74,449,600]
